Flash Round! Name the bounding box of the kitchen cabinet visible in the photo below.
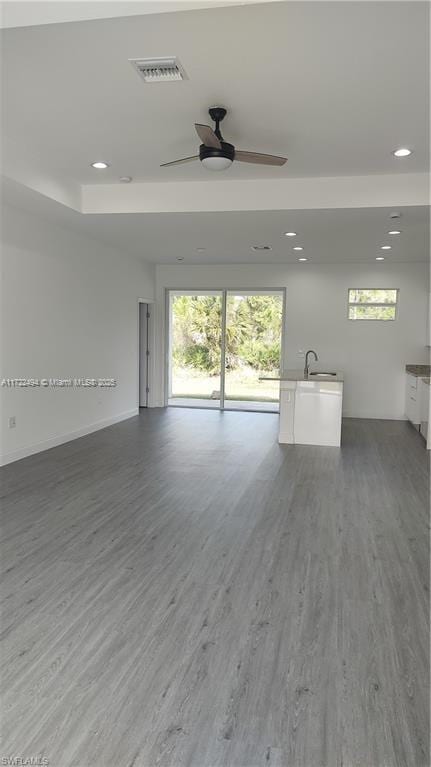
[279,380,296,443]
[277,373,343,447]
[419,378,430,448]
[405,373,421,426]
[294,380,343,446]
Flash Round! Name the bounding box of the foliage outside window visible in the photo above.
[172,295,223,374]
[170,293,283,405]
[348,289,398,321]
[171,294,282,373]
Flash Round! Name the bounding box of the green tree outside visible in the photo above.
[171,294,283,403]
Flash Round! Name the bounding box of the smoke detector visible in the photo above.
[129,57,188,83]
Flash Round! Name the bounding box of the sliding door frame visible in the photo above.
[165,287,286,412]
[220,290,227,410]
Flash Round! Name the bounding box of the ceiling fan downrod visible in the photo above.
[209,106,227,140]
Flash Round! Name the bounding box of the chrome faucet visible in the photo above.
[304,349,318,377]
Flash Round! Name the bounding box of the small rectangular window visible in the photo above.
[348,289,398,321]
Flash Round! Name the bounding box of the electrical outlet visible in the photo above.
[8,416,16,429]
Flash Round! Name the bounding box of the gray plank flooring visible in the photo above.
[1,409,429,767]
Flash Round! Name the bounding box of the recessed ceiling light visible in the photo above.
[120,176,132,183]
[381,245,392,250]
[91,161,110,169]
[285,232,297,237]
[392,147,412,157]
[293,246,304,251]
[298,257,308,262]
[376,256,385,261]
[388,230,401,235]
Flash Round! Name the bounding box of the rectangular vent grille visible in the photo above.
[251,245,272,252]
[130,57,187,83]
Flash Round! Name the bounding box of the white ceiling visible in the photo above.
[2,0,428,186]
[1,1,428,266]
[3,177,428,264]
[0,1,278,29]
[78,207,430,264]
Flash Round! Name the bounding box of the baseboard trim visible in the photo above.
[342,413,407,421]
[0,409,139,467]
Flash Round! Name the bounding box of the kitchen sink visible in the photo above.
[309,371,337,377]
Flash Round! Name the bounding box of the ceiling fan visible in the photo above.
[161,107,287,171]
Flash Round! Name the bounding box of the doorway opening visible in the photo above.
[167,290,284,412]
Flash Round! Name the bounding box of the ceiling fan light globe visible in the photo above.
[201,156,233,171]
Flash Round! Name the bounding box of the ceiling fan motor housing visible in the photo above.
[199,141,235,163]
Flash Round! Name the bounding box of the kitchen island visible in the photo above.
[261,370,344,446]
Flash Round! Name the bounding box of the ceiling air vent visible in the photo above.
[251,245,272,252]
[129,57,187,83]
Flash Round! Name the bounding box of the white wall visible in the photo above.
[1,206,427,467]
[0,204,154,464]
[154,262,429,419]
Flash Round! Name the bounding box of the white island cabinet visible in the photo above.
[263,371,344,447]
[293,379,343,446]
[278,380,296,443]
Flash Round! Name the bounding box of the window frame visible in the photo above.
[347,288,399,322]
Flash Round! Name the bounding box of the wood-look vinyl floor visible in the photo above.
[1,409,429,767]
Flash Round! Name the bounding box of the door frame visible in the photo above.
[164,287,287,411]
[137,297,155,409]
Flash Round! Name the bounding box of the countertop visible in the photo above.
[260,370,344,383]
[406,364,431,377]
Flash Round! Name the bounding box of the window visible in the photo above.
[348,288,398,321]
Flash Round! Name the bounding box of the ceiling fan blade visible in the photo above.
[195,123,222,149]
[235,150,287,166]
[160,155,199,167]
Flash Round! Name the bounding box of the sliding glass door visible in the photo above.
[224,292,283,411]
[169,292,222,408]
[167,290,284,412]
